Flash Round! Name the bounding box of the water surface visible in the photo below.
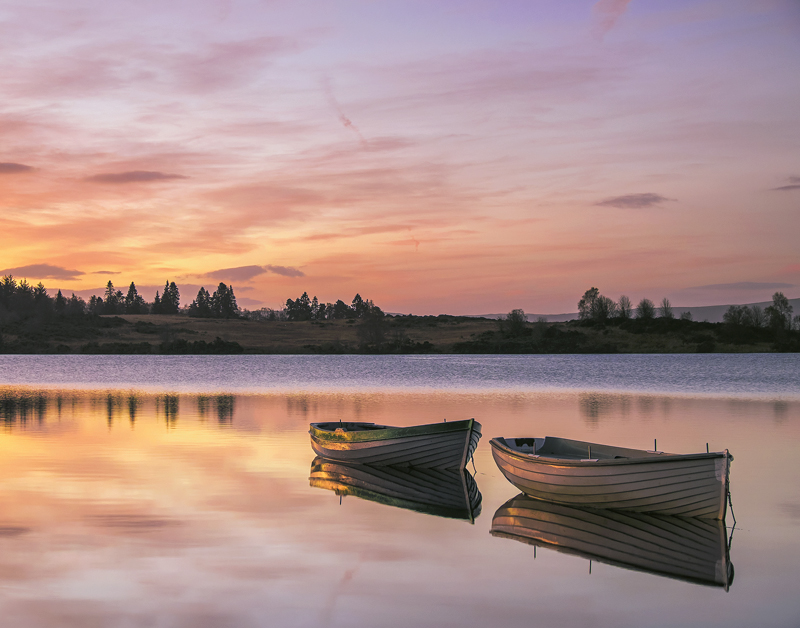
[0,355,798,627]
[0,354,798,397]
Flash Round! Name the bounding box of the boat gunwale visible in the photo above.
[490,437,729,467]
[310,418,480,443]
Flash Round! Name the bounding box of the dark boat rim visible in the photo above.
[490,437,730,467]
[310,418,481,443]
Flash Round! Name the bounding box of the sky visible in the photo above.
[0,0,798,314]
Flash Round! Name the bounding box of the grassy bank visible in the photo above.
[0,313,797,354]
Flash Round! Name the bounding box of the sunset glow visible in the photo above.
[1,0,798,313]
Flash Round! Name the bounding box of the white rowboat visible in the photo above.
[490,436,732,519]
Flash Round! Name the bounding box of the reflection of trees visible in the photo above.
[579,393,616,423]
[1,390,47,427]
[197,395,210,419]
[157,394,179,427]
[127,395,139,426]
[106,393,119,428]
[216,395,234,424]
[197,395,235,424]
[637,396,655,417]
[579,394,650,424]
[287,395,315,417]
[774,401,788,424]
[0,390,241,430]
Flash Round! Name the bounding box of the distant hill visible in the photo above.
[472,297,800,324]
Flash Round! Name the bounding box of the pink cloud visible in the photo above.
[592,0,633,39]
[85,171,187,184]
[0,162,34,174]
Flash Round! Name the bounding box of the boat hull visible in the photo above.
[491,494,733,589]
[310,419,481,469]
[309,457,482,522]
[490,437,731,519]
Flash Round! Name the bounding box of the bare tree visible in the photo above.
[593,295,618,321]
[578,288,599,320]
[617,295,633,319]
[637,298,656,320]
[502,309,528,336]
[680,311,693,321]
[659,298,674,319]
[747,305,766,328]
[723,305,746,326]
[765,292,793,331]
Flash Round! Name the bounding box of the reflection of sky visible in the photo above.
[1,389,799,626]
[1,1,799,314]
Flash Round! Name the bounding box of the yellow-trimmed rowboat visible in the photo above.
[309,419,481,469]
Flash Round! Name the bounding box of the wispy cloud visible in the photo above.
[85,171,188,184]
[688,281,794,291]
[323,77,367,145]
[0,263,84,280]
[205,264,305,282]
[0,162,34,174]
[595,193,674,209]
[592,0,633,39]
[206,265,268,282]
[264,265,304,278]
[772,176,800,191]
[94,270,120,275]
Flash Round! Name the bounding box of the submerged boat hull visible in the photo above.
[491,437,732,519]
[491,494,733,589]
[310,419,481,469]
[309,457,482,522]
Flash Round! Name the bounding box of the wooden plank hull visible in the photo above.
[490,437,732,519]
[309,457,482,522]
[491,494,733,589]
[310,419,481,469]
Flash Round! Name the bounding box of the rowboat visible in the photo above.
[309,419,481,469]
[491,494,734,590]
[309,457,482,522]
[490,436,732,519]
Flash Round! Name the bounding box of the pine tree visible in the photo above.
[124,282,146,314]
[158,281,180,314]
[351,293,367,317]
[211,283,239,318]
[167,281,180,313]
[54,289,67,314]
[189,287,212,318]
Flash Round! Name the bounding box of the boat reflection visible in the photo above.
[309,456,482,522]
[491,494,734,590]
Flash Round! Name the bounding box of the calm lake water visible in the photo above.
[0,355,798,627]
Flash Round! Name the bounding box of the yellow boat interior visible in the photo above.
[313,422,392,433]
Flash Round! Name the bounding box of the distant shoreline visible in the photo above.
[1,313,797,355]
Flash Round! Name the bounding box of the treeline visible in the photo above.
[0,274,386,326]
[0,276,242,320]
[575,287,798,331]
[576,288,680,322]
[452,288,800,354]
[283,292,382,321]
